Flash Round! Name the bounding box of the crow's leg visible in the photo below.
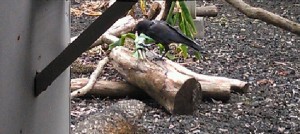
[161,45,170,58]
[138,43,155,48]
[154,45,169,61]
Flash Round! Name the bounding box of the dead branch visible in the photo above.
[71,78,149,98]
[71,57,109,99]
[196,5,219,17]
[146,2,162,20]
[155,1,165,20]
[225,0,300,36]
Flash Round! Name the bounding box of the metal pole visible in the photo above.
[34,0,137,96]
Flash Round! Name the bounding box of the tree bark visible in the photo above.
[71,78,231,101]
[225,0,300,36]
[164,60,249,93]
[109,46,201,115]
[200,81,231,102]
[196,5,219,17]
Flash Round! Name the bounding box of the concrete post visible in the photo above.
[0,0,70,133]
[184,1,205,39]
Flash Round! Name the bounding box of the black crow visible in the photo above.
[134,19,203,58]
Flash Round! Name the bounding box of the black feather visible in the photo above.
[135,19,204,57]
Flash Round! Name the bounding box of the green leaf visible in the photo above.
[139,33,155,44]
[126,33,136,39]
[172,13,180,26]
[179,19,186,35]
[109,33,137,50]
[178,1,197,33]
[156,43,165,54]
[166,53,176,60]
[194,51,201,60]
[179,44,188,59]
[109,39,121,50]
[166,1,176,25]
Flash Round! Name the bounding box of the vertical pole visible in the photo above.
[34,1,137,96]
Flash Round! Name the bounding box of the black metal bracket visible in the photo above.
[34,0,137,96]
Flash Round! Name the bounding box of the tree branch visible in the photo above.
[71,57,109,98]
[225,0,300,36]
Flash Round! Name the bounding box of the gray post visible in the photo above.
[0,0,70,133]
[185,1,205,39]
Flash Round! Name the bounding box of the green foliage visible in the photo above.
[108,33,136,50]
[109,33,156,58]
[194,51,201,60]
[166,0,201,60]
[133,33,155,58]
[178,44,188,59]
[110,0,202,60]
[178,1,197,37]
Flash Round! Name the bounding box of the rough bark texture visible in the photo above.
[71,78,149,98]
[196,5,219,17]
[71,78,232,101]
[165,60,249,93]
[109,46,201,115]
[200,81,231,102]
[225,0,300,36]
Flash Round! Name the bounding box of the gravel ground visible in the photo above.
[71,0,300,133]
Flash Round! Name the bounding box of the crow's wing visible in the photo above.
[150,20,202,51]
[145,21,175,44]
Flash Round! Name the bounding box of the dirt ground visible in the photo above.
[71,0,300,133]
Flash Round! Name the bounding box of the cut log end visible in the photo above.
[173,78,201,115]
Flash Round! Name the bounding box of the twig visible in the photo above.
[71,57,109,98]
[225,0,300,36]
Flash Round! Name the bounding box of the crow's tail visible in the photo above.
[181,37,203,51]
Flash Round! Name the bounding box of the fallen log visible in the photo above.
[225,0,300,36]
[144,51,249,93]
[200,81,230,102]
[196,5,219,17]
[109,46,202,115]
[165,59,249,93]
[71,78,149,98]
[70,78,230,101]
